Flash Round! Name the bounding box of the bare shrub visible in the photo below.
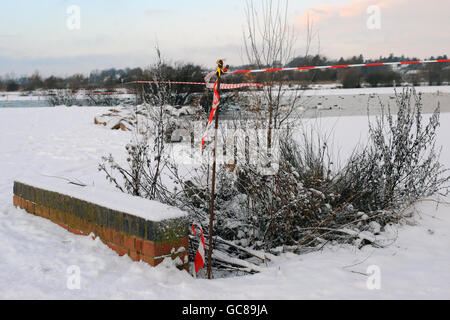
[338,88,449,212]
[175,88,449,255]
[47,90,78,106]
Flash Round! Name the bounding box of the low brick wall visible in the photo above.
[13,180,189,271]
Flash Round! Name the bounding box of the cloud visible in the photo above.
[144,9,170,16]
[299,0,398,25]
[295,0,450,59]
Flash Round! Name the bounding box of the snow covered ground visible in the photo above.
[0,106,449,299]
[1,86,449,101]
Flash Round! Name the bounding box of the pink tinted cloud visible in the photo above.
[295,0,449,59]
[299,0,400,25]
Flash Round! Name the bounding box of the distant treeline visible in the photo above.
[1,54,449,92]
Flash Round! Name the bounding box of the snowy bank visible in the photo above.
[0,107,449,299]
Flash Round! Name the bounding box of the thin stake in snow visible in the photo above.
[206,59,227,279]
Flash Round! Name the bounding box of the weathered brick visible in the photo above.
[79,200,88,220]
[137,218,146,239]
[30,187,36,203]
[56,209,64,222]
[39,188,46,207]
[78,218,92,235]
[113,211,124,232]
[101,207,108,228]
[34,188,40,205]
[25,200,35,214]
[35,204,43,217]
[129,250,141,262]
[140,255,163,267]
[123,213,130,233]
[142,240,155,257]
[20,197,26,209]
[49,207,58,222]
[123,234,136,251]
[13,195,20,207]
[17,183,23,197]
[135,238,143,253]
[22,184,29,201]
[37,189,45,209]
[96,225,105,239]
[106,242,128,256]
[91,224,101,238]
[153,237,189,257]
[86,202,95,224]
[108,209,115,229]
[145,220,156,241]
[112,230,124,247]
[103,227,114,243]
[93,205,102,226]
[68,226,88,236]
[129,215,137,235]
[41,206,50,219]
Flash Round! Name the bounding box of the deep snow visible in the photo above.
[0,106,449,299]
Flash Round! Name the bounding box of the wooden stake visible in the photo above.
[207,64,222,280]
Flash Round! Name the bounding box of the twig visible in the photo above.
[40,174,87,187]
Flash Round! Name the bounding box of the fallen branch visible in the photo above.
[215,236,269,262]
[212,250,263,274]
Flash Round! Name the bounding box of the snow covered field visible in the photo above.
[0,106,449,299]
[1,85,449,101]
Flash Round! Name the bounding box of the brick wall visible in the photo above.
[13,181,189,271]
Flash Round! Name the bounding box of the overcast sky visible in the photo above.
[0,0,448,77]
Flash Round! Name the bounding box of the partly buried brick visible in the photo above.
[25,200,35,214]
[141,237,188,258]
[35,204,46,217]
[13,195,20,207]
[106,242,128,256]
[19,196,25,209]
[129,250,140,262]
[140,255,164,267]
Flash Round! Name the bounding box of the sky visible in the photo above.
[0,0,449,77]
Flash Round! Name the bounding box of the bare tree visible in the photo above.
[242,0,315,154]
[99,47,175,203]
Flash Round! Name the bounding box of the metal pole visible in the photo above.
[207,64,221,279]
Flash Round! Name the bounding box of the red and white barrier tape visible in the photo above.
[206,82,265,89]
[131,80,265,89]
[201,80,220,150]
[132,80,206,85]
[133,58,450,153]
[192,223,206,275]
[130,79,263,151]
[228,59,450,74]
